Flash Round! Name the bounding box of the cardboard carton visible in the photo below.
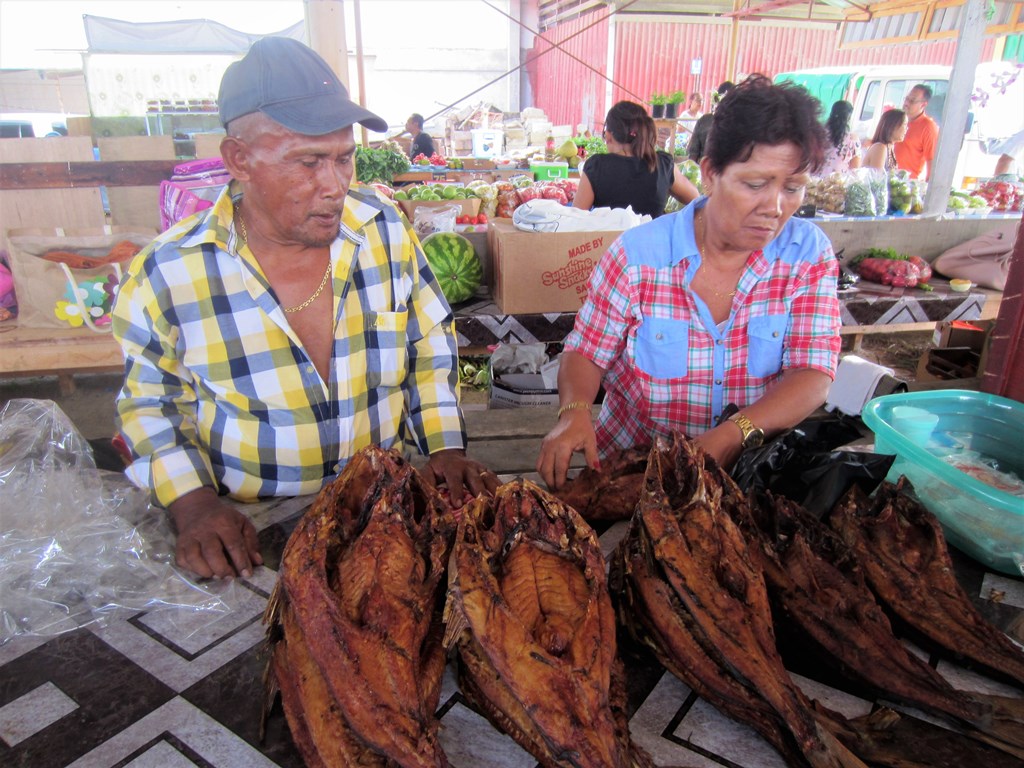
[397,198,481,220]
[487,219,624,314]
[488,372,559,408]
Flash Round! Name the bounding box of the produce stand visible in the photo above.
[2,405,1021,768]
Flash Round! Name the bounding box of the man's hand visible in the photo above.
[169,487,263,579]
[422,449,500,508]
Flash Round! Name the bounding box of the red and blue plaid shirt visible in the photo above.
[565,198,841,456]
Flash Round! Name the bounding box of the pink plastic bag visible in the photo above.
[158,158,231,231]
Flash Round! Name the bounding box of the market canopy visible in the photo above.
[82,15,304,54]
[540,0,1023,44]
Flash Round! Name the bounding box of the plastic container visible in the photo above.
[471,129,504,159]
[862,390,1024,575]
[530,161,569,181]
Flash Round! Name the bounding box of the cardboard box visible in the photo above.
[460,158,495,170]
[397,198,481,220]
[916,319,994,382]
[488,372,559,408]
[487,219,624,314]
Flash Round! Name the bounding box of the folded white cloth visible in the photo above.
[512,199,651,233]
[825,354,896,417]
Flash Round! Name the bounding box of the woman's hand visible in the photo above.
[422,449,500,507]
[694,422,745,470]
[536,408,600,491]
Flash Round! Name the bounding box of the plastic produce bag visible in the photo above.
[844,168,888,217]
[413,204,459,238]
[888,170,913,214]
[0,399,238,644]
[730,416,896,519]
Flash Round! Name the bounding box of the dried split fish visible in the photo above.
[742,491,1024,760]
[444,478,653,768]
[264,446,456,767]
[830,479,1024,690]
[554,446,649,521]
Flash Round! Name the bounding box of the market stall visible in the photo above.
[2,403,1022,768]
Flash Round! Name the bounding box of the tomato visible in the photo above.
[476,213,488,223]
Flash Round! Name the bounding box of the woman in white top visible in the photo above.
[818,100,862,176]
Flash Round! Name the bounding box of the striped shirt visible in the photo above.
[113,182,465,508]
[566,197,841,456]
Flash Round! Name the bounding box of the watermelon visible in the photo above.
[421,232,482,305]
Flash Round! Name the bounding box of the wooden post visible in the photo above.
[923,0,987,216]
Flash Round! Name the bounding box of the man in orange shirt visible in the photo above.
[893,84,939,180]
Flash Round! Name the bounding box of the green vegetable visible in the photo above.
[572,135,607,157]
[421,232,482,305]
[355,142,410,185]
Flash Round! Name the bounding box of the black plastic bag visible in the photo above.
[730,415,895,519]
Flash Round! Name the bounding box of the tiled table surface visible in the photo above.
[2,483,1022,768]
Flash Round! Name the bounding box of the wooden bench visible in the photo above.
[0,325,123,395]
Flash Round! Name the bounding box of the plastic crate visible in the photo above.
[862,389,1024,575]
[530,162,569,181]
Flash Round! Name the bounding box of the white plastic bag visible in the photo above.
[512,199,651,233]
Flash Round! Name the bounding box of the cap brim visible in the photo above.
[263,97,388,135]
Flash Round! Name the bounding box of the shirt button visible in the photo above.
[717,339,723,345]
[333,464,340,472]
[772,331,780,338]
[655,333,663,340]
[715,379,722,385]
[306,365,315,374]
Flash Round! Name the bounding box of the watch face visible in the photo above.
[744,429,764,449]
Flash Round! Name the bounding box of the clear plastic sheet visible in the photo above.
[0,399,238,645]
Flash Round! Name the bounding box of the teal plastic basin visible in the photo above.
[862,389,1024,576]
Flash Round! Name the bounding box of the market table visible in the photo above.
[452,278,1002,351]
[2,406,1022,768]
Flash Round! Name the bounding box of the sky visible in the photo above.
[0,0,305,68]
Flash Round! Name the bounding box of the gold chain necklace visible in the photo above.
[236,209,333,314]
[697,211,736,299]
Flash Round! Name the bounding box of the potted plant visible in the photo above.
[650,93,667,119]
[665,91,685,119]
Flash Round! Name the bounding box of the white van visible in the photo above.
[774,65,951,142]
[775,63,1024,182]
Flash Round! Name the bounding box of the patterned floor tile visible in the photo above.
[67,697,278,768]
[0,682,78,746]
[0,629,175,768]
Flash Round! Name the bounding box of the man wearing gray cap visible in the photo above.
[113,37,497,579]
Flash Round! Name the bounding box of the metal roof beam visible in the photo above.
[723,0,816,18]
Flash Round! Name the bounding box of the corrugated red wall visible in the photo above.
[530,13,999,132]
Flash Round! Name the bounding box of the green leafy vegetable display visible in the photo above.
[355,141,410,185]
[572,135,607,157]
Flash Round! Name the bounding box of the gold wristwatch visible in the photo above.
[729,413,765,450]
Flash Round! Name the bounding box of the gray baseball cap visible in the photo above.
[218,36,387,134]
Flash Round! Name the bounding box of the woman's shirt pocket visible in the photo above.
[364,310,409,389]
[634,316,690,379]
[747,313,787,378]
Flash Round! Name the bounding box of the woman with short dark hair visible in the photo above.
[573,100,698,218]
[539,75,841,484]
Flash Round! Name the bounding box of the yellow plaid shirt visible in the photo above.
[113,182,465,507]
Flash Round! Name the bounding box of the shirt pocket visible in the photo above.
[747,313,788,378]
[635,316,690,380]
[365,310,409,389]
